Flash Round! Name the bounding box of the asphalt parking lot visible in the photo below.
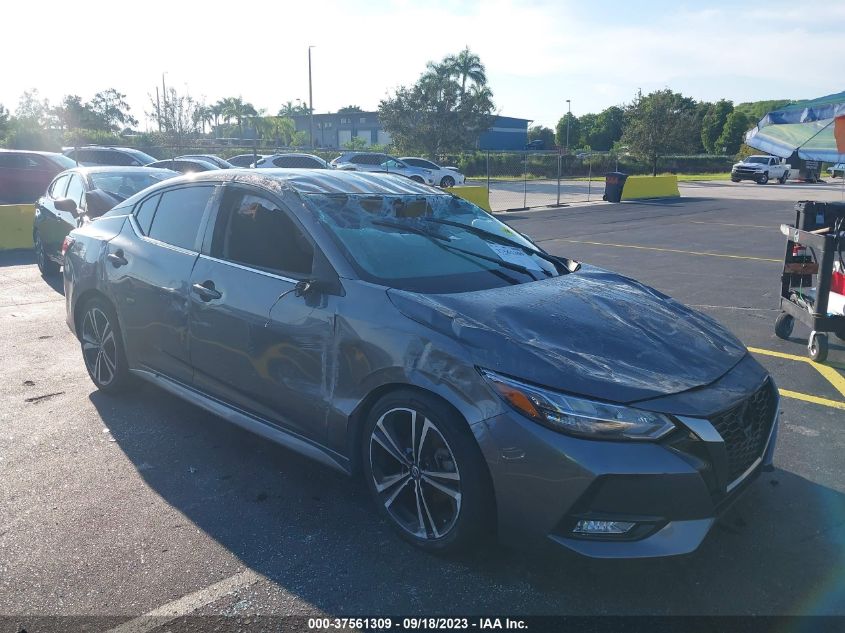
[1,181,844,623]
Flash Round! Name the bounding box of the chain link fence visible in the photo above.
[58,142,738,212]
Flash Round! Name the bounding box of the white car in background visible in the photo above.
[400,157,466,188]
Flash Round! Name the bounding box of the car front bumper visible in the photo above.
[731,170,766,181]
[473,361,778,559]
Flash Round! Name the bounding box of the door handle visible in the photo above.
[192,282,222,301]
[107,250,128,267]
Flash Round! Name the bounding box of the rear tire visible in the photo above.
[361,389,494,555]
[34,231,60,277]
[410,176,424,184]
[79,297,131,393]
[774,313,794,340]
[440,175,456,188]
[778,172,788,184]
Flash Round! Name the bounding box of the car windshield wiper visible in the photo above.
[420,217,566,272]
[371,220,542,281]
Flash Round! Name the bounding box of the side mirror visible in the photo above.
[85,189,117,218]
[54,198,77,214]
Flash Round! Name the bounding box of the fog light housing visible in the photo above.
[573,520,635,535]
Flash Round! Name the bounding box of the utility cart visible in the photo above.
[775,201,845,362]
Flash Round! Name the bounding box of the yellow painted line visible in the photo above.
[689,221,774,229]
[557,239,780,262]
[778,389,845,410]
[747,346,809,362]
[813,363,845,399]
[747,346,845,401]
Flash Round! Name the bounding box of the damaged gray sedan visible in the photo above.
[63,169,778,558]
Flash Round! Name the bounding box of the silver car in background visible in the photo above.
[330,152,435,185]
[400,157,466,188]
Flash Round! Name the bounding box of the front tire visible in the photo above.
[809,333,829,363]
[34,231,60,277]
[757,172,769,184]
[362,389,493,554]
[79,297,131,393]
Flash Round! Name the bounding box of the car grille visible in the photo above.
[734,167,759,175]
[710,380,777,483]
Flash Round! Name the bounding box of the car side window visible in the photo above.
[134,194,161,235]
[64,175,85,208]
[349,155,367,164]
[108,151,135,166]
[50,175,70,199]
[211,188,313,276]
[147,186,214,251]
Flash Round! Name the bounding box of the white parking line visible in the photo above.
[106,569,262,633]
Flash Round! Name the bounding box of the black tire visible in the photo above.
[410,175,424,183]
[774,313,794,340]
[361,389,494,554]
[34,231,60,277]
[778,173,788,184]
[731,178,740,183]
[757,172,769,184]
[440,175,456,188]
[809,333,829,363]
[79,297,131,393]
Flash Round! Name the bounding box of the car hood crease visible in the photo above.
[387,265,747,403]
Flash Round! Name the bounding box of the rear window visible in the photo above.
[146,186,214,250]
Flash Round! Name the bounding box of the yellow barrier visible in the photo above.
[448,185,491,212]
[0,204,35,250]
[621,175,680,200]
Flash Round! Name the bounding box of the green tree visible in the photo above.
[528,125,555,148]
[378,50,494,157]
[220,97,257,138]
[585,106,624,151]
[621,89,698,175]
[89,89,138,130]
[715,110,751,155]
[50,95,105,131]
[0,104,8,138]
[343,136,369,150]
[443,47,487,96]
[337,105,363,114]
[555,112,581,150]
[700,99,734,154]
[15,89,49,124]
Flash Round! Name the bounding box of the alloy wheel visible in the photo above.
[81,307,118,387]
[368,407,462,540]
[35,234,46,273]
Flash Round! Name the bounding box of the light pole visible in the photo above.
[308,46,315,149]
[565,99,571,154]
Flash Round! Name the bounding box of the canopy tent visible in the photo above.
[745,91,845,162]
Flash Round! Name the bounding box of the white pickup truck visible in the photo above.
[731,155,791,184]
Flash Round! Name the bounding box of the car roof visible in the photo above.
[66,165,177,176]
[141,168,443,196]
[0,148,66,158]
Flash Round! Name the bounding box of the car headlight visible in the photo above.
[480,369,675,441]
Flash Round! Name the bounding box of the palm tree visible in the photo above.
[444,47,487,96]
[278,101,297,117]
[220,97,257,139]
[210,102,223,127]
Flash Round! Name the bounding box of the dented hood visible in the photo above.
[387,266,747,403]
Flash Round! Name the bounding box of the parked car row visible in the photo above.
[0,145,465,204]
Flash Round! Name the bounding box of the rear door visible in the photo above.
[108,184,217,383]
[188,183,337,442]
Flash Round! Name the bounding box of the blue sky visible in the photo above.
[2,0,843,129]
